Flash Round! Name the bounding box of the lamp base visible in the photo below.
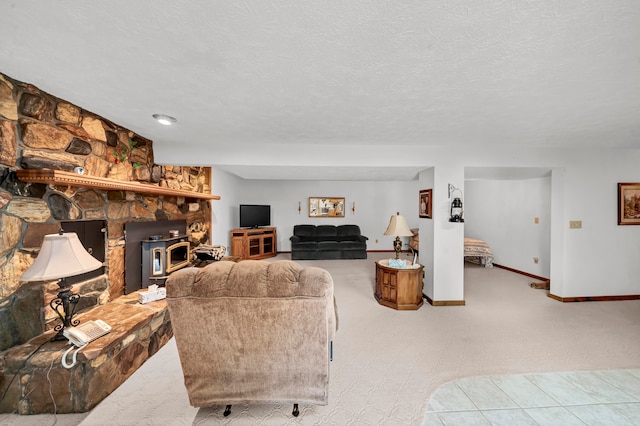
[51,329,69,342]
[393,236,402,259]
[49,279,80,342]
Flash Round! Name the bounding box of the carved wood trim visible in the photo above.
[16,169,220,200]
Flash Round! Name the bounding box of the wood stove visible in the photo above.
[124,219,188,293]
[141,235,190,286]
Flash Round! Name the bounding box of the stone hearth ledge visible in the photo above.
[0,292,172,415]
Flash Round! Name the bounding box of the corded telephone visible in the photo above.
[63,319,111,347]
[61,320,111,368]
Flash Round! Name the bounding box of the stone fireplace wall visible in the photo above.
[0,72,213,351]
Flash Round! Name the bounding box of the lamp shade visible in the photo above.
[21,232,102,281]
[384,213,413,237]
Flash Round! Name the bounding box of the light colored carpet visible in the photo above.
[2,252,639,425]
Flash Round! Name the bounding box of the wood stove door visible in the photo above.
[165,241,190,273]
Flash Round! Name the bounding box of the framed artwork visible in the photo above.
[419,189,432,219]
[309,197,345,217]
[618,182,640,225]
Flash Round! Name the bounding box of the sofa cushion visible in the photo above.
[317,241,339,251]
[337,225,361,237]
[316,225,338,238]
[338,241,366,250]
[294,224,316,237]
[296,236,317,243]
[292,241,318,250]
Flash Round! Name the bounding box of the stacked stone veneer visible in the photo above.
[0,294,173,414]
[0,72,213,352]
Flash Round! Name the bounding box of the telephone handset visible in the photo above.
[64,319,112,347]
[62,320,111,368]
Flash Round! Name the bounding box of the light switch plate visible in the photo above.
[569,220,582,229]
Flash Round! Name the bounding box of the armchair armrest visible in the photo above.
[290,235,301,243]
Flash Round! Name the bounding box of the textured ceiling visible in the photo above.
[1,1,639,180]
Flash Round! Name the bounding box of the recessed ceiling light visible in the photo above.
[152,114,177,125]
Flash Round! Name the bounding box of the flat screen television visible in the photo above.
[240,204,271,228]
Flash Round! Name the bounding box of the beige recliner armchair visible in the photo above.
[165,259,337,418]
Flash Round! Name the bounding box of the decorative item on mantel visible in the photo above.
[112,139,142,169]
[383,212,414,259]
[20,231,103,341]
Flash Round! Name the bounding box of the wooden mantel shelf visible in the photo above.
[16,170,221,200]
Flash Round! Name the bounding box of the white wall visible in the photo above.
[465,177,552,277]
[459,148,640,298]
[205,146,640,300]
[558,150,640,297]
[210,168,242,247]
[209,174,419,253]
[431,160,465,302]
[418,168,435,299]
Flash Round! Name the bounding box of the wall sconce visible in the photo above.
[298,201,301,214]
[448,184,464,223]
[352,202,356,215]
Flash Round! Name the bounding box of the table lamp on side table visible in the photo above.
[383,212,414,259]
[21,230,103,341]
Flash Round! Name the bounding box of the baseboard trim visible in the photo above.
[423,294,465,306]
[492,263,549,282]
[492,264,640,303]
[548,293,640,303]
[283,250,400,254]
[280,250,395,254]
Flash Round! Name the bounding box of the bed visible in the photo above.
[464,238,494,268]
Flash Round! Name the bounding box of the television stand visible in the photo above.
[230,227,277,260]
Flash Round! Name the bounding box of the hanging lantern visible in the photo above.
[449,197,463,222]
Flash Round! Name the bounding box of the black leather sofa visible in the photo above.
[290,224,368,260]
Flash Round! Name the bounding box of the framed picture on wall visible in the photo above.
[309,197,345,217]
[618,182,640,225]
[419,189,432,219]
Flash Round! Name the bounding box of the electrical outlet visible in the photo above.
[533,257,539,264]
[375,239,378,244]
[569,220,582,229]
[534,217,539,224]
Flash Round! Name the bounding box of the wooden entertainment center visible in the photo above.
[230,227,277,260]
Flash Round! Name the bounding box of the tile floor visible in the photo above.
[423,369,640,425]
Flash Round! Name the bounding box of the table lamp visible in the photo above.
[384,212,413,259]
[21,230,103,341]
